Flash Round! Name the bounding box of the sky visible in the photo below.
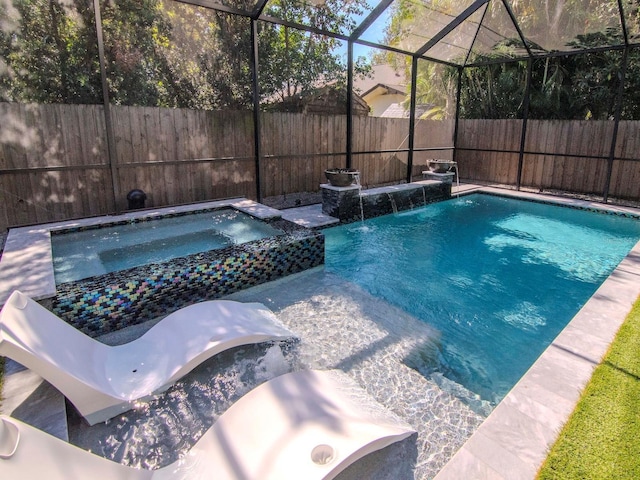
[337,3,393,64]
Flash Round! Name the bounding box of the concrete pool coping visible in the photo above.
[0,198,281,305]
[2,185,640,479]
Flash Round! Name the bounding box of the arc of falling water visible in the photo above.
[354,173,365,222]
[386,192,398,213]
[449,163,460,197]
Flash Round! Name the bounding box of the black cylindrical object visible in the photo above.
[126,189,147,210]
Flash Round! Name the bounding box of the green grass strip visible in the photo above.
[537,297,640,480]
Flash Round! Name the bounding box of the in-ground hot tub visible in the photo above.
[49,205,324,337]
[51,208,286,283]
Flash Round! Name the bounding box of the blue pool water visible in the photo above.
[324,194,640,405]
[52,209,283,283]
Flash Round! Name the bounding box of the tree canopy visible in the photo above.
[456,29,640,120]
[0,0,367,109]
[2,0,639,119]
[378,0,640,120]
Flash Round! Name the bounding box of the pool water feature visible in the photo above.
[324,193,640,405]
[52,208,283,284]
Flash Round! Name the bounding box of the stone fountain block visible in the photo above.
[321,184,363,222]
[321,181,451,223]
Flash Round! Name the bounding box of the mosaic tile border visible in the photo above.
[52,218,324,337]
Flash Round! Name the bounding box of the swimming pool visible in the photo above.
[52,208,284,284]
[324,193,640,406]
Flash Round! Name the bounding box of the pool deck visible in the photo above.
[2,184,640,479]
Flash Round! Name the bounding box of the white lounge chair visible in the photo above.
[0,369,415,480]
[0,290,297,425]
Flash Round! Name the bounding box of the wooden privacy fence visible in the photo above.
[0,102,454,230]
[260,114,455,196]
[1,102,639,231]
[456,119,640,200]
[0,103,257,229]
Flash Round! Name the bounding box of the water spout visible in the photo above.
[354,174,365,222]
[386,192,398,214]
[450,163,460,197]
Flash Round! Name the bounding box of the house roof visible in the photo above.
[268,85,370,115]
[361,83,406,99]
[354,64,407,96]
[379,103,432,118]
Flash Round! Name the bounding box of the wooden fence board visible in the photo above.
[114,106,132,164]
[610,159,640,199]
[496,120,507,183]
[36,105,58,167]
[414,120,454,149]
[4,172,27,224]
[562,125,579,190]
[611,122,640,199]
[1,103,27,169]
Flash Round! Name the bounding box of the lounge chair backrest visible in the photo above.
[0,290,300,425]
[0,290,107,387]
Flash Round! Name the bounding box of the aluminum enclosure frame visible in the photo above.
[90,0,640,205]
